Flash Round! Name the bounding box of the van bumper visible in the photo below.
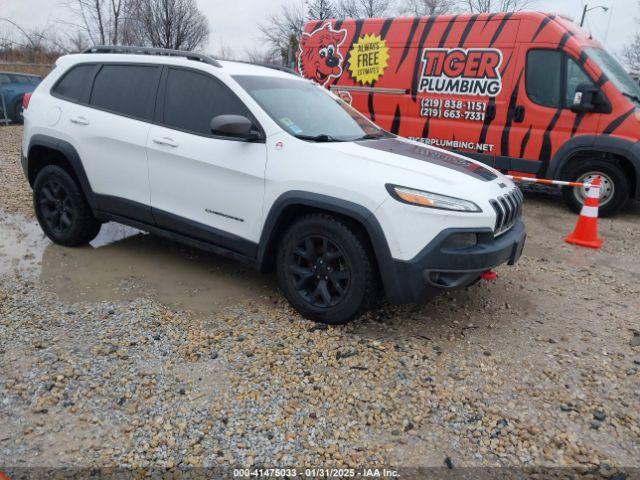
[384,220,526,304]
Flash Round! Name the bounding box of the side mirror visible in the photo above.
[210,114,261,140]
[571,83,607,114]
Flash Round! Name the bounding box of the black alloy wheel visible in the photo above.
[276,214,377,325]
[33,165,102,246]
[38,179,75,235]
[289,235,351,308]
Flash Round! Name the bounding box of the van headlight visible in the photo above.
[386,184,482,213]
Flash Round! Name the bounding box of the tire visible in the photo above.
[9,99,23,124]
[33,165,102,246]
[561,160,630,217]
[276,214,377,325]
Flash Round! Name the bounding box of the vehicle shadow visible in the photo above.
[39,222,277,313]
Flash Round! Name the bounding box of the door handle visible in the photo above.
[70,116,89,126]
[513,106,525,123]
[152,137,179,148]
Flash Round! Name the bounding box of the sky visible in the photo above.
[0,0,636,61]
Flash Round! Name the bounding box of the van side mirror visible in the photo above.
[571,83,608,114]
[210,114,262,141]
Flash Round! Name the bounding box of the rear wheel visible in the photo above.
[33,165,102,246]
[561,160,630,217]
[276,214,377,325]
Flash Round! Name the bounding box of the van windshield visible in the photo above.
[233,75,389,142]
[585,47,640,104]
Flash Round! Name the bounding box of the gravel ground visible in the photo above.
[1,125,639,477]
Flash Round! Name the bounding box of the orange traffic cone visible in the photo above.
[565,176,603,249]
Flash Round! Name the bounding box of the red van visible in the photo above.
[298,12,640,216]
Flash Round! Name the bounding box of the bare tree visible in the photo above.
[623,34,640,71]
[397,0,457,15]
[126,0,209,51]
[623,2,640,71]
[212,37,235,60]
[244,47,280,64]
[307,0,336,20]
[337,0,394,17]
[460,0,534,12]
[258,2,304,64]
[63,0,128,45]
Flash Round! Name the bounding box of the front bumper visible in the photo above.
[384,220,526,303]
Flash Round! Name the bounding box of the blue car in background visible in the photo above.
[0,72,41,124]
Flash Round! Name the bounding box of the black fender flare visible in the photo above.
[546,135,640,197]
[27,134,98,210]
[257,191,406,302]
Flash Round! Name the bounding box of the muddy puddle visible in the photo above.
[0,214,275,313]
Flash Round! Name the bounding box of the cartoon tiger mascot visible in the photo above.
[298,23,348,86]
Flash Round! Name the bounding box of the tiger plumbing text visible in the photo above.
[419,48,503,97]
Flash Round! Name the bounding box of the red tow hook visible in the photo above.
[481,270,497,281]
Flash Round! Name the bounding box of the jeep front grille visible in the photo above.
[490,188,523,236]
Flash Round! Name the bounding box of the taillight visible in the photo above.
[23,93,32,109]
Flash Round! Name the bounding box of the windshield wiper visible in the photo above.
[294,134,343,142]
[354,133,386,141]
[622,92,640,103]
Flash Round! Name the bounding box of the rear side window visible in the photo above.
[90,65,159,120]
[526,50,563,108]
[162,68,250,136]
[52,65,96,102]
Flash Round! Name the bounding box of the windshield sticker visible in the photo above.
[419,48,503,97]
[281,117,304,135]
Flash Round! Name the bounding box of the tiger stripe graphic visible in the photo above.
[298,11,640,185]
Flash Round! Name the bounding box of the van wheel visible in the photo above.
[34,165,102,246]
[276,214,376,325]
[561,160,630,217]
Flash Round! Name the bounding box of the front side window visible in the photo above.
[526,49,597,109]
[52,64,95,102]
[565,59,595,106]
[162,68,251,136]
[234,75,388,142]
[90,65,159,120]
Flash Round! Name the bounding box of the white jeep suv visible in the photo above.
[21,46,526,324]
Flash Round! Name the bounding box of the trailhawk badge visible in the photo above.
[419,48,503,97]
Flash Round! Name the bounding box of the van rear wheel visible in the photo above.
[561,160,630,217]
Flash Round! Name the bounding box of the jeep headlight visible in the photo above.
[386,184,482,213]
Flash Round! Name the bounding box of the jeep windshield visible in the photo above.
[585,47,640,105]
[234,75,390,142]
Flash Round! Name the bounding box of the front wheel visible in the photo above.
[276,214,377,325]
[561,160,630,217]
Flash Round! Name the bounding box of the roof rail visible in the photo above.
[82,45,223,68]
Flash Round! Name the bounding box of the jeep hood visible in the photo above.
[318,136,501,187]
